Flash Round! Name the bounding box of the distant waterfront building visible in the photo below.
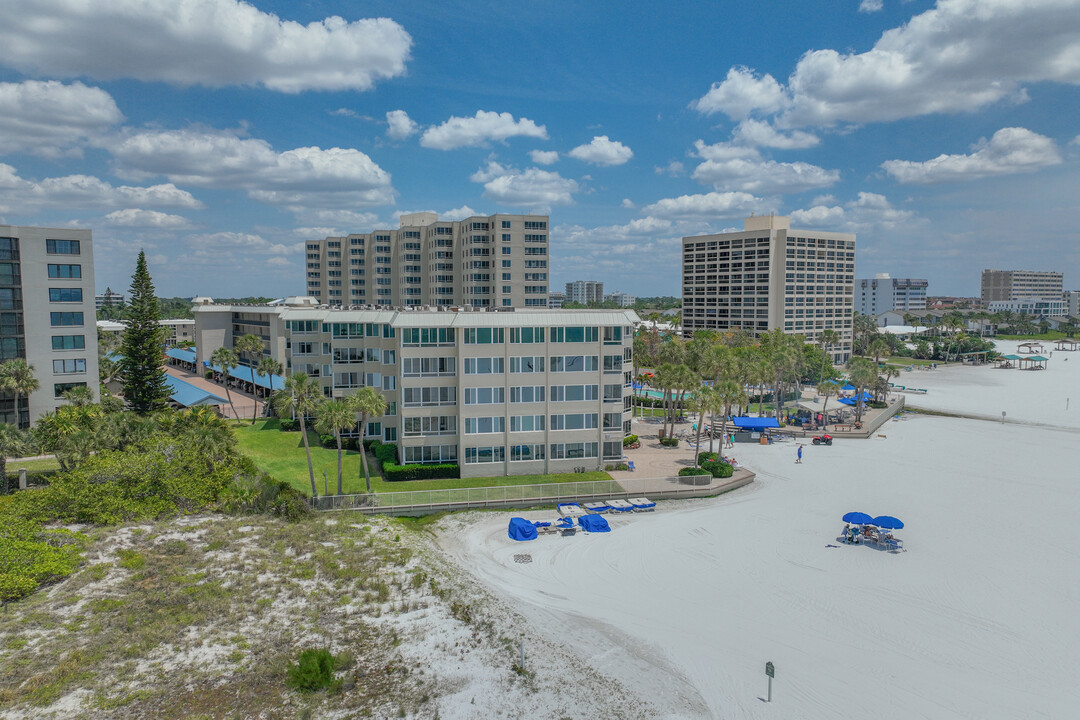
[305,212,549,309]
[95,287,125,309]
[981,269,1063,303]
[682,215,855,362]
[1,225,99,427]
[96,318,195,347]
[548,291,566,308]
[605,291,636,307]
[566,280,604,305]
[988,298,1066,318]
[1063,290,1080,317]
[194,300,637,478]
[856,274,927,318]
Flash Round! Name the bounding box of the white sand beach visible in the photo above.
[438,343,1080,719]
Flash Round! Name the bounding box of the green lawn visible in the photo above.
[884,356,940,367]
[5,456,62,488]
[996,331,1068,341]
[233,419,613,497]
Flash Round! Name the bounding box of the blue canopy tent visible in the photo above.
[578,515,611,533]
[731,417,780,430]
[508,517,538,541]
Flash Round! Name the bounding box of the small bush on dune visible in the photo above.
[287,648,343,693]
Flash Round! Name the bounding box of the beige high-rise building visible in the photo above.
[0,225,99,427]
[682,215,855,362]
[305,213,549,309]
[980,269,1063,303]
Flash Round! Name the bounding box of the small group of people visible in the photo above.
[843,523,898,546]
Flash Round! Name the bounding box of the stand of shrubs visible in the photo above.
[364,439,460,482]
[659,436,679,447]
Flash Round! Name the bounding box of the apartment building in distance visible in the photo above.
[856,273,927,320]
[980,269,1063,303]
[95,287,124,309]
[305,213,549,309]
[682,215,855,362]
[605,291,637,307]
[1,225,98,427]
[566,280,604,305]
[193,300,637,478]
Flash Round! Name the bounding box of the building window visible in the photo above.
[403,445,458,464]
[510,415,545,432]
[54,381,87,398]
[464,357,505,374]
[509,385,545,403]
[509,356,545,373]
[50,311,83,326]
[52,358,86,374]
[464,446,505,464]
[549,442,598,459]
[463,328,504,344]
[510,444,545,461]
[48,264,81,278]
[52,335,85,350]
[464,387,505,405]
[48,288,84,303]
[464,416,506,434]
[46,239,81,255]
[549,385,599,402]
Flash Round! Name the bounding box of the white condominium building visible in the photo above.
[605,291,636,307]
[682,215,855,362]
[856,274,927,317]
[0,225,99,427]
[981,269,1063,303]
[193,301,638,478]
[305,212,549,309]
[566,280,604,305]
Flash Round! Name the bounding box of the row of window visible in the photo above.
[464,441,596,464]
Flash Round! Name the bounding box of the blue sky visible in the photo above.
[0,0,1077,299]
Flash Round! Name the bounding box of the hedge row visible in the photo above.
[623,434,639,447]
[677,467,711,477]
[381,462,460,482]
[700,460,734,478]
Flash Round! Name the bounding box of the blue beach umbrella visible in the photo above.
[842,384,856,391]
[842,512,874,524]
[872,515,904,530]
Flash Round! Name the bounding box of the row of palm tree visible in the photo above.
[209,336,283,424]
[270,374,387,498]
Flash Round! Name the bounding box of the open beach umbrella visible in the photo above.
[842,512,874,524]
[842,384,856,391]
[872,515,904,529]
[837,397,856,405]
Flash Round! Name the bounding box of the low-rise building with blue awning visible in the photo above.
[164,374,229,408]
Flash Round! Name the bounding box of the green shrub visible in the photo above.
[363,438,381,452]
[382,463,460,482]
[278,419,300,432]
[659,437,679,447]
[869,401,888,409]
[698,451,719,464]
[286,648,341,693]
[374,442,398,465]
[220,471,310,521]
[677,467,711,477]
[318,434,337,449]
[700,460,734,478]
[622,434,639,447]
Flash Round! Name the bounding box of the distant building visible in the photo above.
[566,280,604,305]
[96,318,196,347]
[682,215,855,362]
[95,287,125,309]
[1063,290,1080,317]
[305,213,549,308]
[927,296,981,310]
[548,291,565,308]
[988,298,1066,317]
[605,291,636,307]
[981,269,1063,303]
[856,274,927,317]
[1,225,99,427]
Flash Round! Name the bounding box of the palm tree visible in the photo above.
[816,379,838,429]
[0,423,28,487]
[253,357,283,425]
[816,329,840,386]
[348,386,388,494]
[314,398,356,495]
[689,385,718,466]
[210,347,240,422]
[60,385,95,407]
[272,372,323,498]
[868,337,890,367]
[0,359,39,429]
[847,357,878,423]
[712,378,747,457]
[235,333,265,406]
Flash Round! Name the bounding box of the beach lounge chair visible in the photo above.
[609,499,635,512]
[627,460,636,472]
[584,501,612,514]
[558,503,585,517]
[884,535,904,552]
[628,497,656,512]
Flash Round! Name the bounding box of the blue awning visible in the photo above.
[203,361,286,391]
[165,347,197,364]
[732,417,780,429]
[164,374,229,407]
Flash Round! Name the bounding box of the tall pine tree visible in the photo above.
[120,251,171,414]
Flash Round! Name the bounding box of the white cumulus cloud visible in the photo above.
[0,0,412,93]
[386,110,418,141]
[642,191,764,220]
[690,141,840,195]
[103,209,193,228]
[566,136,634,166]
[529,150,560,165]
[732,119,820,150]
[420,111,548,150]
[469,161,578,208]
[0,163,202,214]
[881,127,1062,184]
[441,205,479,221]
[0,81,123,158]
[859,0,884,13]
[692,66,789,120]
[789,192,918,231]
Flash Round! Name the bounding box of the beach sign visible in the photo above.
[765,661,775,702]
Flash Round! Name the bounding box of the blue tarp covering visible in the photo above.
[165,347,197,364]
[203,361,286,391]
[164,374,229,408]
[578,515,611,533]
[732,417,780,429]
[508,517,538,541]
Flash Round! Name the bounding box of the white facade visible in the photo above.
[1,225,99,427]
[306,213,549,309]
[548,291,565,308]
[566,280,604,305]
[95,287,124,309]
[682,215,855,362]
[988,298,1066,317]
[981,269,1063,303]
[856,274,927,316]
[193,304,638,478]
[605,291,636,307]
[1063,290,1080,318]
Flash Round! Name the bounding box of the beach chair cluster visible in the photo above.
[840,512,905,553]
[561,498,655,516]
[513,498,657,539]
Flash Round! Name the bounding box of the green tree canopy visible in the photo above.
[119,252,170,414]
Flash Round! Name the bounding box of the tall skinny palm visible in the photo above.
[713,378,747,456]
[689,386,718,466]
[314,398,355,495]
[253,357,283,425]
[210,347,240,422]
[0,359,39,430]
[235,334,264,414]
[816,380,838,429]
[349,386,388,494]
[272,372,323,497]
[817,329,840,386]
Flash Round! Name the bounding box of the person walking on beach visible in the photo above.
[796,445,803,464]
